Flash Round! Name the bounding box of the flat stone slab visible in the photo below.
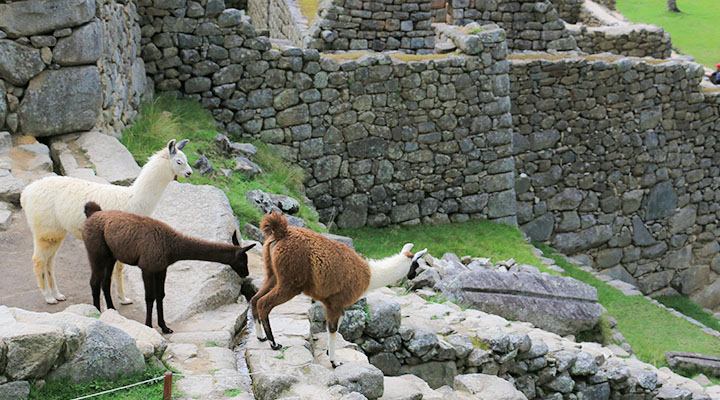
[0,136,54,204]
[666,352,720,378]
[50,131,140,185]
[440,270,602,336]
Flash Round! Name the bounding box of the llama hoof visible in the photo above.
[330,360,343,368]
[161,327,174,334]
[257,336,268,342]
[54,293,67,301]
[270,342,283,351]
[44,296,58,304]
[119,297,134,305]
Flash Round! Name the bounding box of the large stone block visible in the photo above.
[441,270,602,336]
[18,66,101,136]
[0,322,64,380]
[454,374,527,400]
[0,0,96,38]
[552,225,612,254]
[0,40,45,86]
[53,20,103,66]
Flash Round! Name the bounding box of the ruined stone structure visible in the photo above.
[0,0,147,137]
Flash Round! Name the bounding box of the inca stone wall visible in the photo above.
[568,23,672,59]
[138,0,516,228]
[445,0,578,51]
[305,0,437,52]
[510,53,720,308]
[247,0,307,46]
[551,0,583,24]
[0,0,146,137]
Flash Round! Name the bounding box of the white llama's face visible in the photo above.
[168,139,193,179]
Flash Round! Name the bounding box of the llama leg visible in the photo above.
[155,270,173,334]
[32,233,65,304]
[324,305,344,368]
[251,274,276,341]
[256,286,300,350]
[89,264,105,311]
[113,262,133,305]
[141,270,156,328]
[101,261,115,310]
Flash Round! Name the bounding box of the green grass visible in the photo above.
[538,244,720,366]
[339,220,551,273]
[224,388,244,397]
[121,95,323,231]
[616,0,719,66]
[30,365,169,400]
[656,295,720,332]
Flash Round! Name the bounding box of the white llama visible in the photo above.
[20,139,192,304]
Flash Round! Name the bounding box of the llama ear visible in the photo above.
[412,248,428,262]
[240,243,257,253]
[176,139,189,151]
[167,139,177,155]
[401,243,414,255]
[232,231,240,246]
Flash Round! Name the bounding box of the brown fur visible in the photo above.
[82,202,255,333]
[252,212,371,356]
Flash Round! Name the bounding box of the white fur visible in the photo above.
[20,140,192,304]
[365,243,427,293]
[328,331,337,363]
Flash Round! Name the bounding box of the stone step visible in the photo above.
[0,134,54,204]
[49,130,141,185]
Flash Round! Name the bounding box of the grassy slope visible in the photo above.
[656,295,720,332]
[30,366,167,400]
[538,244,720,366]
[121,95,323,231]
[616,0,719,67]
[339,221,551,273]
[344,222,720,367]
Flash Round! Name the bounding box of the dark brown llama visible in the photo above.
[82,202,255,333]
[253,212,426,367]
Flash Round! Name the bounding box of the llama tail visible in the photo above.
[261,212,288,240]
[84,202,102,218]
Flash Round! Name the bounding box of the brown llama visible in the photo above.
[82,202,255,333]
[253,211,426,367]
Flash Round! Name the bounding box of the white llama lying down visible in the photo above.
[20,139,192,304]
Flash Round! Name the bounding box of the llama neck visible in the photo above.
[172,235,237,265]
[365,254,411,292]
[129,155,174,214]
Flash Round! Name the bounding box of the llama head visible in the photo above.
[167,139,193,180]
[401,243,428,280]
[229,231,256,277]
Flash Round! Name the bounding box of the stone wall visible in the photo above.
[304,0,437,52]
[510,53,720,307]
[552,0,583,24]
[0,0,146,137]
[247,0,307,46]
[568,23,672,59]
[138,0,517,228]
[446,0,578,51]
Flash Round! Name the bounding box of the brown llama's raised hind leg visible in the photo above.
[154,270,172,334]
[256,286,301,350]
[251,273,276,341]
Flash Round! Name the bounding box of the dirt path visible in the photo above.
[0,209,145,321]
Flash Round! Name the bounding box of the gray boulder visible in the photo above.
[364,293,401,339]
[0,0,95,38]
[49,321,145,383]
[1,321,64,380]
[441,270,602,336]
[398,361,456,389]
[334,363,384,400]
[19,66,101,136]
[0,40,45,86]
[54,19,103,66]
[0,381,30,400]
[234,156,262,177]
[246,189,300,215]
